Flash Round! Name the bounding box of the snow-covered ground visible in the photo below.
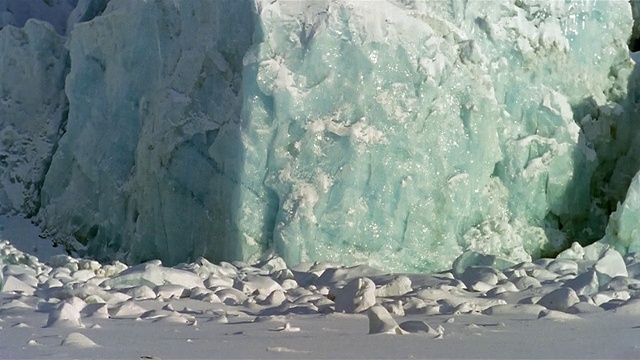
[2,216,640,359]
[0,216,66,260]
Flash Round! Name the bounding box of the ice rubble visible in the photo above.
[1,237,640,352]
[0,0,639,273]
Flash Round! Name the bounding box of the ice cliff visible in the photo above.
[39,0,255,266]
[0,19,67,215]
[241,0,633,272]
[1,0,639,272]
[0,0,76,35]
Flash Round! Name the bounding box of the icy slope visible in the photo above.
[0,0,636,272]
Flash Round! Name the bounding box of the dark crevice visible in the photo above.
[630,1,640,51]
[31,50,72,218]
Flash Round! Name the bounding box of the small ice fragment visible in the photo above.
[26,339,41,346]
[536,287,579,312]
[46,302,83,328]
[398,320,439,337]
[266,346,308,353]
[271,322,301,332]
[367,305,406,335]
[537,309,582,321]
[334,277,376,313]
[60,332,99,348]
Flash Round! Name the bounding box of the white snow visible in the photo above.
[1,216,640,358]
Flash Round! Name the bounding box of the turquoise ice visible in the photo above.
[239,0,634,271]
[0,0,635,272]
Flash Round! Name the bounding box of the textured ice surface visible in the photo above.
[0,19,68,215]
[2,0,638,272]
[631,1,640,51]
[0,0,77,35]
[602,172,640,254]
[40,0,256,265]
[240,0,633,271]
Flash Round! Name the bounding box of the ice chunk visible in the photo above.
[367,305,405,335]
[60,332,99,348]
[45,301,84,328]
[0,275,35,295]
[594,248,628,284]
[101,262,204,290]
[334,277,376,313]
[601,172,640,255]
[536,287,580,312]
[375,275,412,298]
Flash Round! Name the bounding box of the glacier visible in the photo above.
[1,0,639,272]
[0,0,76,35]
[0,19,68,215]
[39,0,256,266]
[240,0,634,272]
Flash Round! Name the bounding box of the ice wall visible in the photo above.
[5,0,636,272]
[40,0,257,264]
[631,0,640,51]
[240,0,633,271]
[0,0,77,35]
[0,20,68,215]
[0,0,111,217]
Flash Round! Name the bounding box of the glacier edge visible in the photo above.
[0,0,639,273]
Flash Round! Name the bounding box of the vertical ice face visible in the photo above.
[65,0,110,34]
[40,0,257,265]
[0,19,68,215]
[30,0,637,272]
[0,0,78,35]
[240,0,633,272]
[603,171,640,255]
[631,0,640,51]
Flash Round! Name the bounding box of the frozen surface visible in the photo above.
[2,2,640,356]
[40,0,256,265]
[2,218,640,359]
[0,0,77,35]
[0,215,66,260]
[0,19,68,216]
[239,0,633,271]
[0,0,638,273]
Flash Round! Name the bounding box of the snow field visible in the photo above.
[3,217,640,358]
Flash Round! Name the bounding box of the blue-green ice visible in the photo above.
[1,0,639,272]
